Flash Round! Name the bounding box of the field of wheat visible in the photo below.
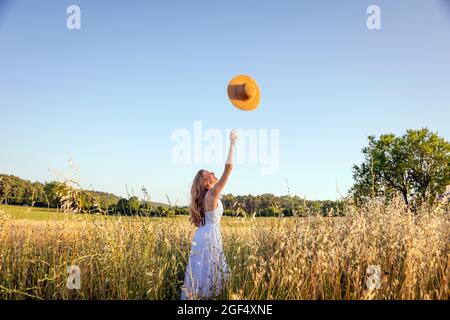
[0,200,448,300]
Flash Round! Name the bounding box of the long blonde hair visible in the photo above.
[189,169,208,227]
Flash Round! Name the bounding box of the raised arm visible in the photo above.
[210,129,237,197]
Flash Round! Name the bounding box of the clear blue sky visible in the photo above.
[1,0,449,205]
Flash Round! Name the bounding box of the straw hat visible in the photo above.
[227,75,260,111]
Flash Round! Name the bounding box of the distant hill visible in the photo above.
[0,173,169,208]
[147,201,170,208]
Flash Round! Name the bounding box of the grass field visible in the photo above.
[0,205,95,221]
[0,204,154,221]
[0,202,448,300]
[0,204,269,228]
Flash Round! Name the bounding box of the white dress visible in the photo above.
[180,197,230,300]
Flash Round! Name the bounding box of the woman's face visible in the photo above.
[202,170,218,189]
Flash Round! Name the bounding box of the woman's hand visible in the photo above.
[230,129,238,145]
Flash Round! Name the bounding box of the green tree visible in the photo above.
[352,128,450,209]
[128,196,140,214]
[43,182,61,208]
[117,198,130,215]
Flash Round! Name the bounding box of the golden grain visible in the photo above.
[0,199,448,300]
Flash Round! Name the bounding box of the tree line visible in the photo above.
[0,174,343,217]
[221,194,345,217]
[0,174,184,217]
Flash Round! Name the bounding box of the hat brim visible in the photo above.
[227,75,260,111]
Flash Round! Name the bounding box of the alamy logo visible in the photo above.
[66,5,81,30]
[366,265,381,291]
[66,265,81,290]
[171,121,280,175]
[366,5,381,30]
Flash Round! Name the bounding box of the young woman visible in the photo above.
[180,129,238,300]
